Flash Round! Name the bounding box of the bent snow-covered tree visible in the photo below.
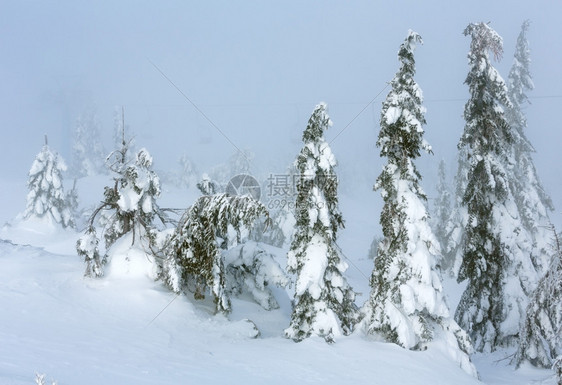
[24,136,74,229]
[505,20,554,276]
[162,194,276,314]
[77,139,165,277]
[454,22,540,352]
[284,102,358,344]
[513,227,562,369]
[362,31,475,375]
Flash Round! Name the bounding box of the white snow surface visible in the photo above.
[0,176,557,384]
[106,231,159,280]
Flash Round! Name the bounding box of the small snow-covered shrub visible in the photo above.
[77,226,105,278]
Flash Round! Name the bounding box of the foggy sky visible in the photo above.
[1,1,561,228]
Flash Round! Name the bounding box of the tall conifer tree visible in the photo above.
[454,22,538,352]
[285,103,357,343]
[363,32,475,375]
[505,20,554,275]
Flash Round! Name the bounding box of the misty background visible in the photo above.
[1,1,560,232]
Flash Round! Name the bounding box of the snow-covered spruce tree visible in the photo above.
[103,148,163,247]
[362,32,475,375]
[513,227,562,369]
[66,179,81,227]
[454,22,539,352]
[555,356,562,385]
[177,154,198,188]
[366,235,382,260]
[284,102,357,344]
[71,107,106,177]
[35,373,57,385]
[505,20,554,275]
[77,226,103,278]
[76,137,165,277]
[443,146,470,277]
[112,107,134,161]
[432,159,452,271]
[207,149,254,187]
[196,173,220,195]
[163,194,273,313]
[24,136,74,228]
[229,149,254,176]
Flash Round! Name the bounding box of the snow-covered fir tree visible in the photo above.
[24,136,74,229]
[366,235,382,260]
[362,32,475,375]
[432,159,452,271]
[77,137,165,277]
[505,20,554,275]
[208,149,254,187]
[71,107,106,177]
[160,153,199,189]
[284,102,358,344]
[112,107,134,161]
[513,227,562,369]
[454,22,539,352]
[103,148,163,247]
[197,173,220,195]
[443,147,470,277]
[66,179,81,227]
[229,149,253,176]
[35,373,57,385]
[163,194,275,313]
[177,154,198,188]
[555,356,562,385]
[77,226,103,278]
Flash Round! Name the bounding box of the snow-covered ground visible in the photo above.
[0,176,557,384]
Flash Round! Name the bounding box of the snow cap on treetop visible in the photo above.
[464,22,503,61]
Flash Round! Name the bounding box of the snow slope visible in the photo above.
[0,239,480,385]
[0,177,557,384]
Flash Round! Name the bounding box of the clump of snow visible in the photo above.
[224,241,290,310]
[105,231,159,280]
